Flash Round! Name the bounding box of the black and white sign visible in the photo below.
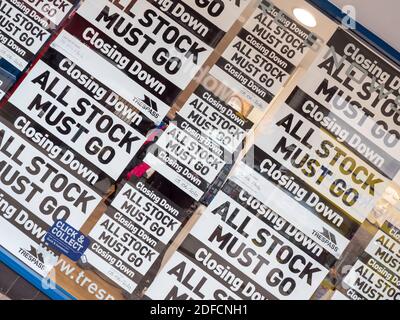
[145,85,254,201]
[146,177,330,300]
[299,28,400,181]
[149,0,249,47]
[85,177,187,293]
[64,0,249,123]
[0,118,101,276]
[333,221,400,300]
[254,96,389,225]
[0,0,76,72]
[179,86,254,154]
[210,0,313,109]
[231,87,390,261]
[8,43,147,192]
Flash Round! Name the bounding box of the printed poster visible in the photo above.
[210,0,314,109]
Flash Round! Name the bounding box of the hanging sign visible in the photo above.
[84,177,188,293]
[0,117,101,277]
[298,28,400,181]
[7,42,148,194]
[61,0,251,123]
[0,0,76,72]
[253,97,389,227]
[332,221,400,300]
[145,177,330,300]
[144,85,255,201]
[210,0,314,109]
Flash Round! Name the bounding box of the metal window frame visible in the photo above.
[0,248,75,300]
[306,0,400,66]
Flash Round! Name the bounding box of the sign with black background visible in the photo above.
[85,177,188,293]
[299,28,400,182]
[210,0,314,109]
[0,0,76,72]
[8,44,148,194]
[144,85,254,201]
[65,0,250,123]
[332,221,400,300]
[0,0,77,102]
[0,113,101,277]
[145,176,330,300]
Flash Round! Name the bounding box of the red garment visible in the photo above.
[126,125,167,180]
[127,162,150,179]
